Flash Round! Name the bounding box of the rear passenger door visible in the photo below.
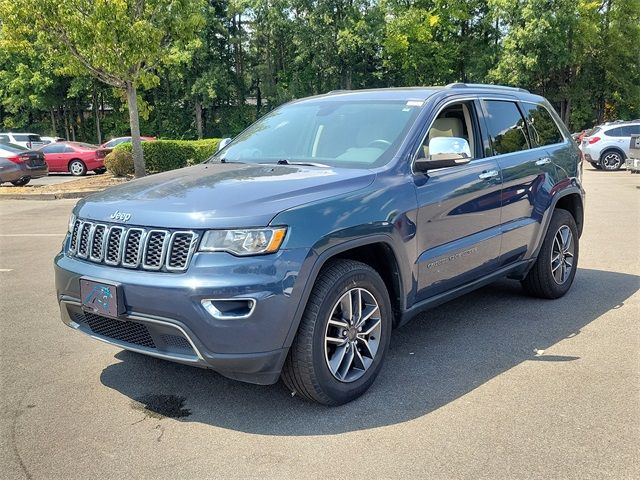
[480,99,557,266]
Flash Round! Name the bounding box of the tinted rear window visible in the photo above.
[521,103,564,146]
[13,134,42,142]
[0,142,28,153]
[483,100,530,155]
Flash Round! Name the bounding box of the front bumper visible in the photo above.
[55,242,311,385]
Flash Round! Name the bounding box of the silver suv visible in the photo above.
[580,121,640,170]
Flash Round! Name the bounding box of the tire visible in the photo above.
[600,150,624,171]
[592,163,602,170]
[522,208,579,299]
[69,159,87,176]
[281,259,392,405]
[10,177,30,186]
[93,167,107,175]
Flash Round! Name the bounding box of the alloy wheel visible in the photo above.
[70,161,84,175]
[324,287,382,383]
[602,152,622,170]
[551,225,575,284]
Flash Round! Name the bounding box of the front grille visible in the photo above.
[83,312,156,348]
[69,219,197,272]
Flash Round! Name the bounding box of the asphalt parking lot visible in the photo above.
[0,167,638,479]
[28,172,95,187]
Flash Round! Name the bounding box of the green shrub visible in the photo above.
[114,138,221,173]
[104,148,134,177]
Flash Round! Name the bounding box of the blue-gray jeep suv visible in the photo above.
[55,84,585,405]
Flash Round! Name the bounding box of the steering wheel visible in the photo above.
[367,139,392,149]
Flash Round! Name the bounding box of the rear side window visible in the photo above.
[482,100,530,155]
[521,103,564,146]
[604,127,627,137]
[41,144,67,153]
[13,134,30,142]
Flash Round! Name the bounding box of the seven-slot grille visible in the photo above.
[68,219,198,272]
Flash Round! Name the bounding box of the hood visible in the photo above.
[76,163,375,229]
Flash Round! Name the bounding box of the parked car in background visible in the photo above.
[0,142,48,186]
[580,121,640,170]
[0,132,46,150]
[41,136,65,144]
[39,141,106,176]
[96,135,156,159]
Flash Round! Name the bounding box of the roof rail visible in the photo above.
[445,83,530,94]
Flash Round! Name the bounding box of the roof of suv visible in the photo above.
[301,83,545,105]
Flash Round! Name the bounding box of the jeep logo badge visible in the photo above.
[110,210,132,222]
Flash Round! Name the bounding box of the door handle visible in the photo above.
[536,157,552,166]
[478,170,499,180]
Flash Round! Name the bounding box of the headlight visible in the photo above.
[199,227,287,256]
[68,213,77,233]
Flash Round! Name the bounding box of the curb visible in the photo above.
[0,190,101,201]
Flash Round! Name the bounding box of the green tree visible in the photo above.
[0,0,204,177]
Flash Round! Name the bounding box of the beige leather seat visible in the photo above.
[423,117,464,157]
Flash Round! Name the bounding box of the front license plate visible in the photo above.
[80,278,121,318]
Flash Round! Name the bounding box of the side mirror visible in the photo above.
[217,137,232,152]
[415,136,472,171]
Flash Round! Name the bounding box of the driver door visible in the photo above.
[413,99,503,300]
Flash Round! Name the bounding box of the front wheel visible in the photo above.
[69,159,87,176]
[281,259,392,405]
[522,209,579,299]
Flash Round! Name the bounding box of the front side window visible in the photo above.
[620,125,640,136]
[211,100,423,169]
[521,103,564,146]
[483,100,530,155]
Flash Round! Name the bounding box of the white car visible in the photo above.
[580,121,640,170]
[0,132,47,150]
[41,136,65,144]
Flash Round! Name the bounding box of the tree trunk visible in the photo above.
[93,87,102,144]
[195,99,203,139]
[50,108,57,134]
[126,81,145,178]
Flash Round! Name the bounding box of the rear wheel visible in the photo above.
[600,151,623,171]
[522,209,579,299]
[69,159,87,176]
[10,177,30,186]
[281,259,392,405]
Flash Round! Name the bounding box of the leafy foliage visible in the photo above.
[0,0,638,143]
[114,138,220,173]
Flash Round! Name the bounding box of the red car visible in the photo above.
[39,141,106,176]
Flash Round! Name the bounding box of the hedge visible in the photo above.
[108,138,221,175]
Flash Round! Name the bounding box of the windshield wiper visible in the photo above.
[268,159,331,168]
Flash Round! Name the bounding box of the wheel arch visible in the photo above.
[599,146,626,161]
[282,235,406,349]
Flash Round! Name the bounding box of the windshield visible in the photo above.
[210,100,423,168]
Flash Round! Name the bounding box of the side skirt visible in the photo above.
[398,259,535,327]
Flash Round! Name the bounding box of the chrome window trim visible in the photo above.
[519,100,570,146]
[142,229,170,271]
[165,231,199,272]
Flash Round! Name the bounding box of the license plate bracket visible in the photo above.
[80,278,124,319]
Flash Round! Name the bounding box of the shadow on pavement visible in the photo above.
[100,268,639,435]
